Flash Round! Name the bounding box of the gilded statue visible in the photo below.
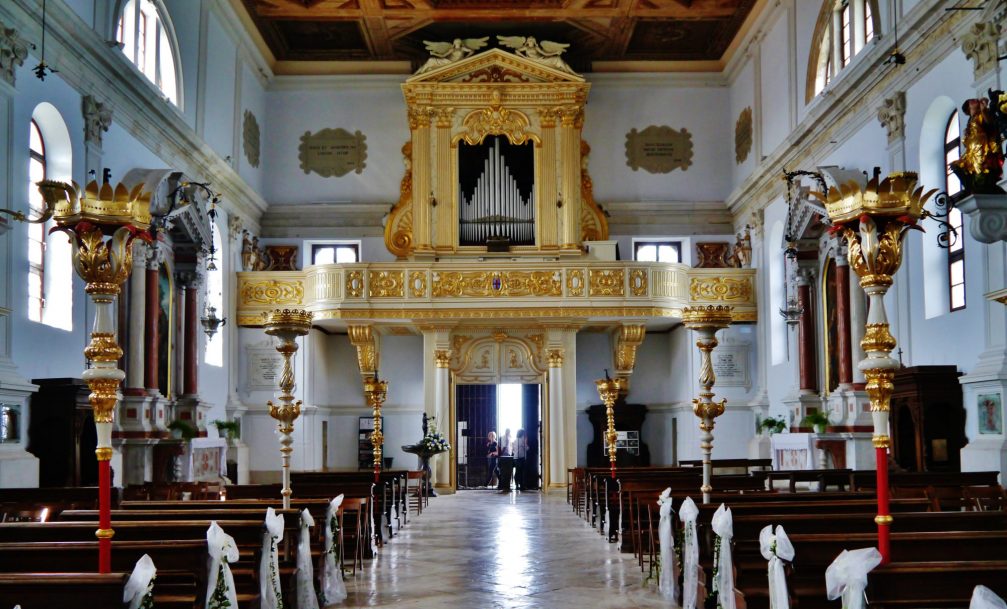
[497,36,575,75]
[950,97,1005,194]
[241,230,254,271]
[730,226,752,268]
[415,38,489,75]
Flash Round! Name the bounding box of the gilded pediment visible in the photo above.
[404,48,585,84]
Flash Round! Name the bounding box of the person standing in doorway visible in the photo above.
[485,431,499,488]
[514,429,529,491]
[498,429,513,491]
[499,429,512,457]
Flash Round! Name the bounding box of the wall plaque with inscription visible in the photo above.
[299,128,367,177]
[712,343,750,388]
[247,345,283,390]
[625,126,693,174]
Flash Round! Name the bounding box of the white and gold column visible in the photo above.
[433,348,452,490]
[558,106,582,251]
[410,106,433,254]
[546,348,566,489]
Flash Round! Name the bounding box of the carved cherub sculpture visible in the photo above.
[950,97,1006,194]
[415,37,489,75]
[497,36,575,74]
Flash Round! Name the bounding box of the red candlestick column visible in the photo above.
[97,460,111,572]
[183,283,198,396]
[797,278,818,392]
[143,261,160,393]
[877,445,892,563]
[835,257,854,386]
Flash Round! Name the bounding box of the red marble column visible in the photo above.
[144,265,159,393]
[797,281,818,392]
[835,260,854,386]
[183,283,198,396]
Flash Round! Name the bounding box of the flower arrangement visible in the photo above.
[419,417,451,453]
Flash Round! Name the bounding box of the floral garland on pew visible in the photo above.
[318,509,344,606]
[139,575,156,609]
[269,541,284,609]
[209,564,231,609]
[709,535,723,609]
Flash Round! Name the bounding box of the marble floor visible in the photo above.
[341,490,668,608]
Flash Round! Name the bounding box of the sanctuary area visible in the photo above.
[0,0,1006,608]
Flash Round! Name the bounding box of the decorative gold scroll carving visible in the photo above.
[431,271,562,297]
[384,141,414,259]
[580,140,609,242]
[458,91,535,145]
[629,268,648,296]
[614,324,646,374]
[368,270,405,298]
[348,325,379,374]
[240,280,304,306]
[689,276,753,302]
[409,270,427,298]
[346,270,364,298]
[566,269,585,296]
[588,269,625,297]
[460,66,532,83]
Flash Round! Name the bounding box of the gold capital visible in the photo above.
[547,348,564,368]
[434,349,452,368]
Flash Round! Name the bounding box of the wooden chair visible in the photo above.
[404,471,426,519]
[339,497,368,574]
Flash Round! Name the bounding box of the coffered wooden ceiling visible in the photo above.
[240,0,758,70]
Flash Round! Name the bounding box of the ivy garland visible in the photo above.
[268,533,285,609]
[208,563,231,609]
[708,535,723,609]
[138,575,156,609]
[317,512,344,606]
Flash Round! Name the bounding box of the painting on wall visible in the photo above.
[978,393,1003,434]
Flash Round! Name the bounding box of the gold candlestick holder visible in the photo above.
[263,308,313,509]
[40,179,152,573]
[682,305,733,503]
[363,376,388,482]
[595,376,624,478]
[814,171,935,563]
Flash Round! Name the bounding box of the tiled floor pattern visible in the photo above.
[341,490,668,608]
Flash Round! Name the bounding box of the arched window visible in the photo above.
[809,0,880,99]
[204,224,223,367]
[28,104,73,331]
[27,121,46,323]
[945,112,966,311]
[116,0,180,106]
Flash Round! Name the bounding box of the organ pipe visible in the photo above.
[460,138,534,245]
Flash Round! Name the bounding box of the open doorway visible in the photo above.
[456,383,541,491]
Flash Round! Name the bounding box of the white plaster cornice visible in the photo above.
[268,73,410,92]
[586,72,727,88]
[603,200,734,235]
[0,0,267,230]
[260,203,388,238]
[725,1,965,221]
[209,0,273,87]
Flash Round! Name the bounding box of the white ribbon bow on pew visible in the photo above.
[260,507,285,609]
[825,547,882,609]
[971,586,1007,609]
[123,553,156,609]
[759,525,795,609]
[679,497,700,609]
[657,487,679,603]
[711,504,736,609]
[321,494,348,605]
[296,509,320,609]
[206,521,240,609]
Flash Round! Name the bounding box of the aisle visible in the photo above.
[342,490,668,608]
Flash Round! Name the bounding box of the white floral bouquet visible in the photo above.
[419,417,451,453]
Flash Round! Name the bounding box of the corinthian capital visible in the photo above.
[0,22,28,86]
[877,92,906,145]
[961,21,1002,80]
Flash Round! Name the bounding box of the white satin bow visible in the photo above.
[296,509,320,609]
[759,525,794,609]
[260,507,285,609]
[825,548,882,609]
[123,553,156,609]
[321,494,347,605]
[711,504,736,609]
[657,487,678,603]
[679,497,700,609]
[206,521,240,609]
[971,586,1007,609]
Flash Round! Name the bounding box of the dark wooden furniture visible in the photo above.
[585,402,650,468]
[26,378,96,487]
[891,365,966,472]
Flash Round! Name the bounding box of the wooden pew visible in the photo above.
[0,572,128,609]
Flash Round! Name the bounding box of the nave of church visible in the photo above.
[3,0,1007,606]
